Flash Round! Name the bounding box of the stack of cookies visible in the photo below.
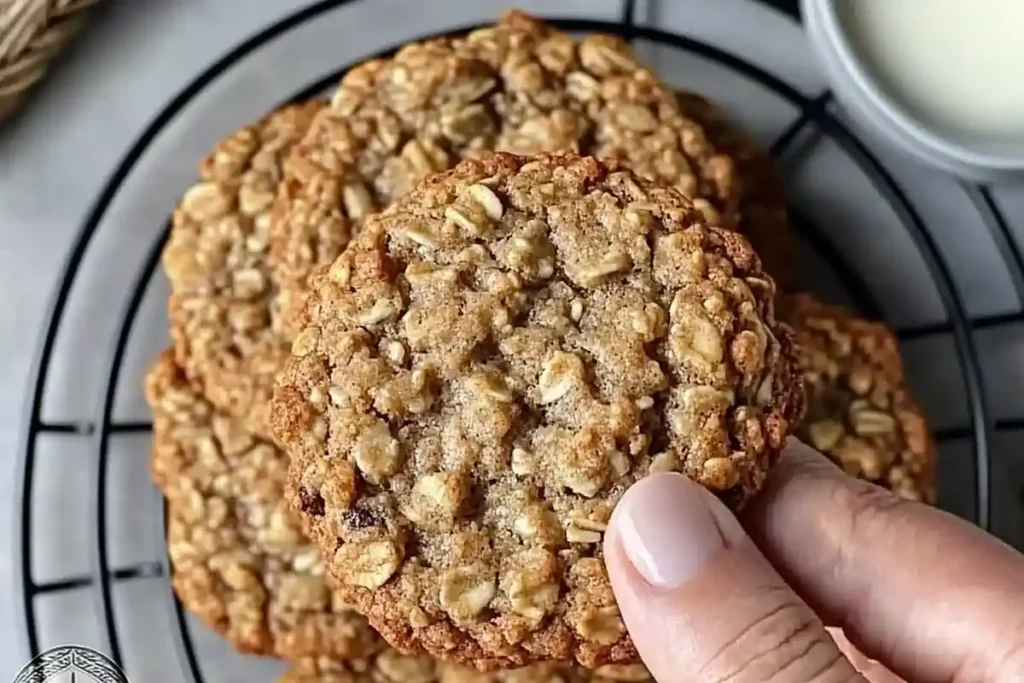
[146,11,936,682]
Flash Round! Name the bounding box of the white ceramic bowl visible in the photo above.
[802,0,1024,183]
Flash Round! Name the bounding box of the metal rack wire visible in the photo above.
[15,0,1022,680]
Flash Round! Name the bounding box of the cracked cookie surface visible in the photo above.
[280,652,652,683]
[163,102,323,440]
[272,153,803,669]
[270,11,755,338]
[146,351,381,658]
[780,294,936,502]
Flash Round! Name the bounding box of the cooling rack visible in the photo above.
[15,0,1024,680]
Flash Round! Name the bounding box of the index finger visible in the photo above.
[743,439,1024,683]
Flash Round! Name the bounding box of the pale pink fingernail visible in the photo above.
[611,473,726,589]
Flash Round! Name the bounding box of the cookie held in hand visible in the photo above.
[273,153,803,669]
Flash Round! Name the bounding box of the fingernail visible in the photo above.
[612,473,726,589]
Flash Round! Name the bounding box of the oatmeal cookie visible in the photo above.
[146,351,381,658]
[163,101,323,440]
[271,11,751,337]
[272,153,803,669]
[280,651,651,683]
[779,293,936,502]
[676,91,793,286]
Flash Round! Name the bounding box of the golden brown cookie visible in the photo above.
[163,102,323,440]
[676,91,793,287]
[279,651,651,683]
[779,293,936,502]
[272,153,803,669]
[146,351,381,659]
[270,11,752,338]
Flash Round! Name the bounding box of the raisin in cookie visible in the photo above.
[271,11,750,337]
[163,101,322,440]
[280,651,651,683]
[676,91,793,286]
[779,293,936,502]
[272,153,803,669]
[146,351,381,658]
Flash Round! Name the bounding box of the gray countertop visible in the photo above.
[0,1,319,675]
[2,0,1021,680]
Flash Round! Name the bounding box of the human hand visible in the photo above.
[604,438,1024,682]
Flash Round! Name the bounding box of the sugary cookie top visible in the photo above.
[280,652,651,683]
[273,153,801,669]
[163,102,323,440]
[270,10,740,336]
[780,294,936,502]
[146,352,381,658]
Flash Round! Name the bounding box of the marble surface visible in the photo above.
[1,0,1021,680]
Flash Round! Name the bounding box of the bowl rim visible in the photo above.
[802,0,1024,176]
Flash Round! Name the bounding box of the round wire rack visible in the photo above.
[15,0,1024,680]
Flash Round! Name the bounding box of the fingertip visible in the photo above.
[744,437,852,522]
[778,436,845,480]
[607,473,730,590]
[742,438,1024,683]
[605,474,739,682]
[606,471,859,683]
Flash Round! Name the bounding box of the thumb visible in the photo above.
[605,473,864,683]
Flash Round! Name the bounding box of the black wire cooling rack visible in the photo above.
[15,0,1024,680]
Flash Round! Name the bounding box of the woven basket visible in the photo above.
[0,0,100,124]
